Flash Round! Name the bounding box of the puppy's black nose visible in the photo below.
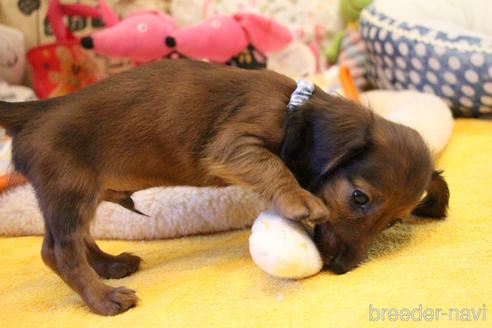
[80,36,94,49]
[165,36,176,48]
[326,261,350,275]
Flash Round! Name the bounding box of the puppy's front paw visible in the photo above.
[275,190,329,223]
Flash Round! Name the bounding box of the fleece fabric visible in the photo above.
[0,118,490,327]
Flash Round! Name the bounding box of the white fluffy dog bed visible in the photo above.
[0,185,266,239]
[0,91,453,239]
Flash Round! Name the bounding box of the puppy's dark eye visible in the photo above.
[352,189,369,206]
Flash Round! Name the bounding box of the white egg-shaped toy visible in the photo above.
[249,211,323,279]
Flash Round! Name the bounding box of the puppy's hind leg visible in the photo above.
[37,178,137,315]
[85,234,142,280]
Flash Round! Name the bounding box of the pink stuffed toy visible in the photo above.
[81,10,176,64]
[81,11,292,68]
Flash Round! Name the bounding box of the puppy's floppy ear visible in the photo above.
[281,95,372,190]
[412,170,450,218]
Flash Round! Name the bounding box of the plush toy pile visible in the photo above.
[80,10,292,69]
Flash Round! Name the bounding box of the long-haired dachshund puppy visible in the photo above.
[0,60,449,315]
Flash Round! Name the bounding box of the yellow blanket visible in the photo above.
[0,119,491,327]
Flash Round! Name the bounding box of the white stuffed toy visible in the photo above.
[249,211,322,279]
[248,89,454,279]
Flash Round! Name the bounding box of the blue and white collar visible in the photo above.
[287,80,315,112]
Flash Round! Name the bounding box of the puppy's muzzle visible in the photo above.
[314,223,361,275]
[313,223,348,272]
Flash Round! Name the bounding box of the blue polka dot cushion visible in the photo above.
[360,0,492,117]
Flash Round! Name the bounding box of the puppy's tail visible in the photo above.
[0,100,44,136]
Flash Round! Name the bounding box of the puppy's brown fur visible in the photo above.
[0,60,449,315]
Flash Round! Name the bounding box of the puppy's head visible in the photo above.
[282,92,449,274]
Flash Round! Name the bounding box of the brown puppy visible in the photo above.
[0,60,448,315]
